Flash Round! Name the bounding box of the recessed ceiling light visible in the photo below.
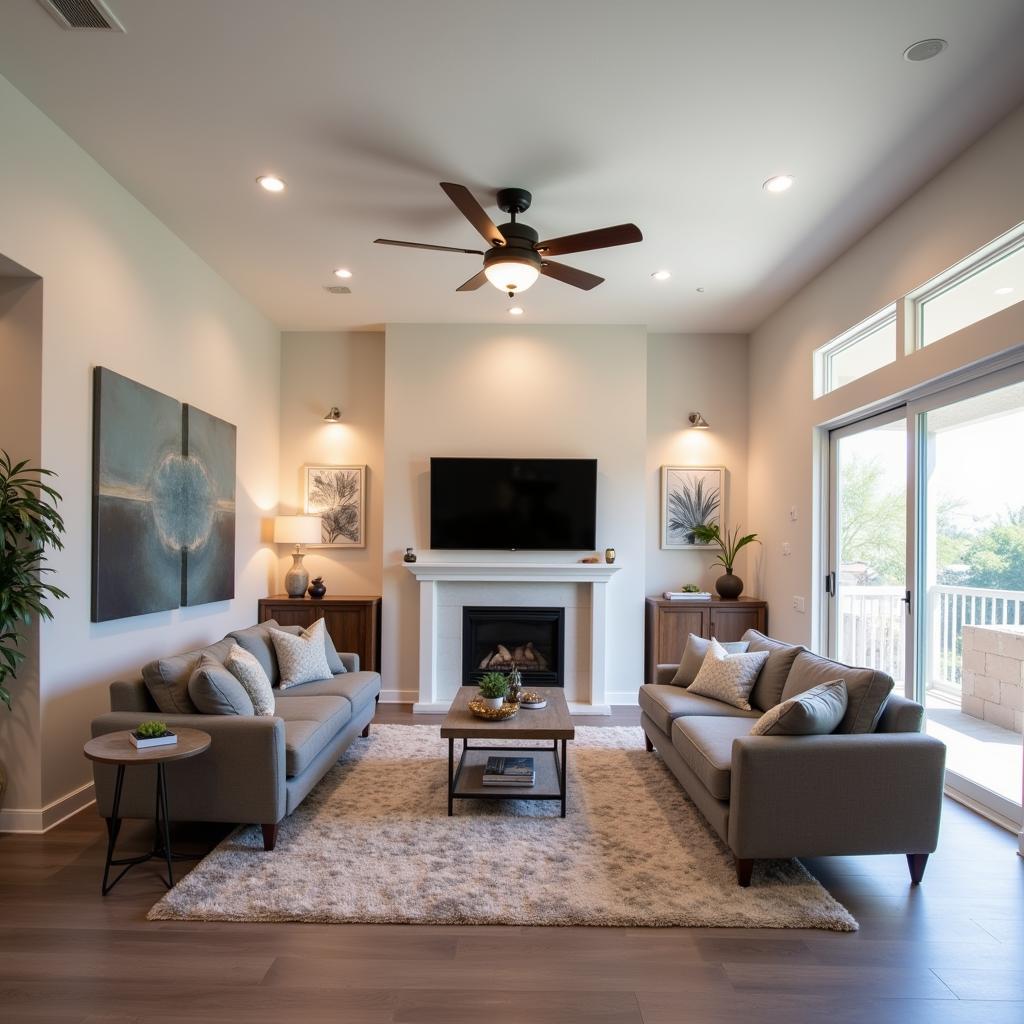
[333,268,353,279]
[763,174,795,194]
[903,38,948,62]
[696,287,706,293]
[256,175,286,193]
[994,286,1014,295]
[508,306,524,316]
[651,270,672,281]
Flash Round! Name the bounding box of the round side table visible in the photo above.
[84,727,211,895]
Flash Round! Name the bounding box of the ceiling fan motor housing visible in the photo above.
[485,220,542,295]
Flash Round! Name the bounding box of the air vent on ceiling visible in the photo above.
[324,285,352,295]
[37,0,125,31]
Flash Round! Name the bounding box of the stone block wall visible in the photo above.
[961,624,1024,733]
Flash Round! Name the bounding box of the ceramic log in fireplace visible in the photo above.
[462,606,565,687]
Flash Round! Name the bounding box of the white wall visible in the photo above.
[278,332,384,597]
[382,324,648,705]
[646,334,752,598]
[0,74,281,829]
[749,101,1024,647]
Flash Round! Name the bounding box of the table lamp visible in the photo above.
[274,515,322,597]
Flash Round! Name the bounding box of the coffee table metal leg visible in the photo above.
[560,738,568,818]
[101,764,126,896]
[447,737,454,816]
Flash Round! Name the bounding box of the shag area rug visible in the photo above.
[149,724,856,931]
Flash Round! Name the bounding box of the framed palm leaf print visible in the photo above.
[660,466,724,549]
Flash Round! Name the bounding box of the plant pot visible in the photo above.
[482,696,505,710]
[715,570,743,600]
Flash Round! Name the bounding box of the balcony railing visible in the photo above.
[837,583,1024,691]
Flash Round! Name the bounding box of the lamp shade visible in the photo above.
[273,515,322,545]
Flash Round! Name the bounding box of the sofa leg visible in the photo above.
[644,733,654,752]
[907,853,929,885]
[361,721,371,738]
[735,858,754,887]
[261,823,278,851]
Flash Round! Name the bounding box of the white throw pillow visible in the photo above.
[688,638,769,711]
[224,643,275,716]
[270,618,334,690]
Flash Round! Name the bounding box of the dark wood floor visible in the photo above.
[2,705,1022,1023]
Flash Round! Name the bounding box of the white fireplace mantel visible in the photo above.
[405,561,622,715]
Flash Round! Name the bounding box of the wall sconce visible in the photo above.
[688,412,710,429]
[323,406,342,423]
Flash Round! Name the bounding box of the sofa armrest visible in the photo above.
[653,664,678,685]
[90,712,286,825]
[340,652,360,673]
[728,733,946,859]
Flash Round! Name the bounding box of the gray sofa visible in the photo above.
[90,619,381,850]
[639,632,946,886]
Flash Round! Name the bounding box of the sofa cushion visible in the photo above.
[226,620,284,686]
[274,695,352,777]
[782,650,894,734]
[270,619,334,690]
[742,630,805,711]
[277,622,347,674]
[638,684,759,735]
[224,644,276,717]
[187,653,255,716]
[750,679,848,736]
[282,670,381,710]
[669,634,750,687]
[671,716,754,801]
[688,639,769,711]
[141,636,235,715]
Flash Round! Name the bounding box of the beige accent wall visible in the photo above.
[646,333,751,599]
[748,101,1024,648]
[0,272,43,813]
[0,73,281,829]
[277,331,385,597]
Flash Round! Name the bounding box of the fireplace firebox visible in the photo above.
[462,606,565,687]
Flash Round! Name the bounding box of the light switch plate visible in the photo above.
[789,506,798,521]
[781,542,791,556]
[792,596,806,613]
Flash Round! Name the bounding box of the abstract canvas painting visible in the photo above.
[660,466,725,549]
[91,368,236,622]
[304,465,365,547]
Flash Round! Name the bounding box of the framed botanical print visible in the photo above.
[304,465,366,548]
[660,466,724,549]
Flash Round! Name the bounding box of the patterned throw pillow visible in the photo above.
[224,643,275,716]
[269,618,334,690]
[687,638,769,711]
[750,679,849,736]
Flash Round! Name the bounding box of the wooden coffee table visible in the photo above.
[440,687,575,817]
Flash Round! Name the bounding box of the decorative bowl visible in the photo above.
[468,698,519,720]
[519,691,548,708]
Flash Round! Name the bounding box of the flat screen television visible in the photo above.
[430,457,597,551]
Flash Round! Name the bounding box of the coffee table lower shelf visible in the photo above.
[447,739,568,817]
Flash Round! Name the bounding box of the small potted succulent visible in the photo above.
[477,671,510,710]
[130,719,177,749]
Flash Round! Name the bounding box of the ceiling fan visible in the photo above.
[374,183,643,297]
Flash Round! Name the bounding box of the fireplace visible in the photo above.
[462,606,565,687]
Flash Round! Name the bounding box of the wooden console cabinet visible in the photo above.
[258,595,382,673]
[644,597,768,683]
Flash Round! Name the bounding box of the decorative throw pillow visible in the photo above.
[670,634,750,687]
[269,618,334,690]
[277,622,347,674]
[224,643,275,716]
[188,653,255,716]
[742,629,805,711]
[750,679,849,736]
[687,638,769,711]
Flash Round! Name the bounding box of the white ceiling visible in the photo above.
[2,0,1023,332]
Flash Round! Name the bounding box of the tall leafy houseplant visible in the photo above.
[0,451,67,710]
[691,523,759,600]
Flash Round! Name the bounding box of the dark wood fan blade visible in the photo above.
[440,182,506,247]
[536,223,642,257]
[541,261,604,290]
[456,270,489,292]
[374,238,484,255]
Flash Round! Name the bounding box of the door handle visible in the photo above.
[902,589,912,615]
[824,571,836,597]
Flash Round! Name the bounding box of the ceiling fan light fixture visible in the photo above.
[484,257,540,295]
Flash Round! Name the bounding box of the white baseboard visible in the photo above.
[379,689,419,704]
[606,690,640,707]
[0,780,95,834]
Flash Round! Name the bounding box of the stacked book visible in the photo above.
[663,591,712,601]
[482,755,536,787]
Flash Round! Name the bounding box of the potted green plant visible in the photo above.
[691,523,759,600]
[477,671,510,710]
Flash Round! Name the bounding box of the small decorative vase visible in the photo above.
[403,547,417,563]
[308,577,326,599]
[507,665,523,704]
[285,551,309,598]
[483,695,504,710]
[605,547,616,564]
[715,570,743,600]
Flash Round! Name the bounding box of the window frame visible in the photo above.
[814,303,898,398]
